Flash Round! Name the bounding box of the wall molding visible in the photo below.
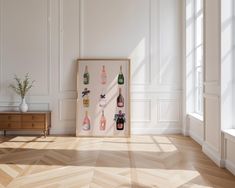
[189,130,204,146]
[203,93,220,99]
[59,0,64,93]
[0,102,50,112]
[204,81,220,86]
[158,99,180,123]
[131,99,151,123]
[132,0,152,86]
[133,0,152,86]
[59,99,76,121]
[224,130,235,143]
[79,0,84,58]
[46,0,52,96]
[59,0,80,93]
[50,127,76,135]
[0,0,183,136]
[158,0,181,86]
[203,142,224,167]
[225,159,235,175]
[0,0,51,97]
[131,127,182,135]
[130,89,183,94]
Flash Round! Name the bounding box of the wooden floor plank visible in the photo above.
[0,135,234,188]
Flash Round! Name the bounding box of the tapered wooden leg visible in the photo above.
[4,130,6,136]
[43,130,46,138]
[47,129,50,136]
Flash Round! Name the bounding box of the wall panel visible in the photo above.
[1,0,50,97]
[59,0,79,92]
[131,99,151,122]
[0,0,183,135]
[203,0,222,166]
[158,100,180,122]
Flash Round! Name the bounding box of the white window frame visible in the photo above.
[193,0,203,115]
[233,0,235,128]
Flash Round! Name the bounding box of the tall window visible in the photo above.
[186,0,203,116]
[194,0,203,115]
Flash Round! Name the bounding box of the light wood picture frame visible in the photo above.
[76,59,131,137]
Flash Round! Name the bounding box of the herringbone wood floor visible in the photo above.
[0,135,234,188]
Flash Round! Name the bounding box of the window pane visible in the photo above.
[198,88,203,114]
[196,46,203,66]
[196,13,203,46]
[186,0,194,20]
[187,0,204,115]
[196,0,202,13]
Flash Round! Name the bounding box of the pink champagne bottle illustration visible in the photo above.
[83,111,90,131]
[114,110,126,130]
[117,88,124,107]
[99,110,106,131]
[101,65,107,84]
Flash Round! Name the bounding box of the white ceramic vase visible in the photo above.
[19,97,28,112]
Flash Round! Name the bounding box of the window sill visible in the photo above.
[223,129,235,143]
[187,113,204,122]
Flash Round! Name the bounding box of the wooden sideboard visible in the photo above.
[0,111,51,137]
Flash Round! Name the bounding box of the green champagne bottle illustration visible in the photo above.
[83,65,89,85]
[118,65,124,85]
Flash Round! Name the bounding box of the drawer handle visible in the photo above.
[32,123,34,127]
[8,123,11,127]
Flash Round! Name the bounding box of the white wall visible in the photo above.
[187,114,204,145]
[221,0,234,131]
[183,0,235,175]
[221,0,235,175]
[203,0,223,167]
[223,131,235,175]
[0,0,183,135]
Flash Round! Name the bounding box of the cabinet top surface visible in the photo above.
[0,111,51,114]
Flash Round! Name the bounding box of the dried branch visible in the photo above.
[9,73,35,99]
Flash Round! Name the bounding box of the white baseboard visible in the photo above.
[131,128,182,135]
[50,128,75,135]
[202,143,224,167]
[0,128,181,136]
[189,130,203,146]
[225,160,235,175]
[182,129,189,136]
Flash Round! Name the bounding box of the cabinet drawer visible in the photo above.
[22,115,45,122]
[0,115,21,122]
[0,122,21,129]
[22,122,45,129]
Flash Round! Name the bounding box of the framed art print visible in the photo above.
[76,59,131,137]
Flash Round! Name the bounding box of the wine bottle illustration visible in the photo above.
[99,110,106,131]
[117,88,124,107]
[83,65,89,85]
[117,65,124,85]
[99,91,106,108]
[83,111,90,131]
[101,65,107,84]
[114,110,126,130]
[82,88,90,107]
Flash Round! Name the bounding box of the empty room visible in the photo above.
[0,0,235,187]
